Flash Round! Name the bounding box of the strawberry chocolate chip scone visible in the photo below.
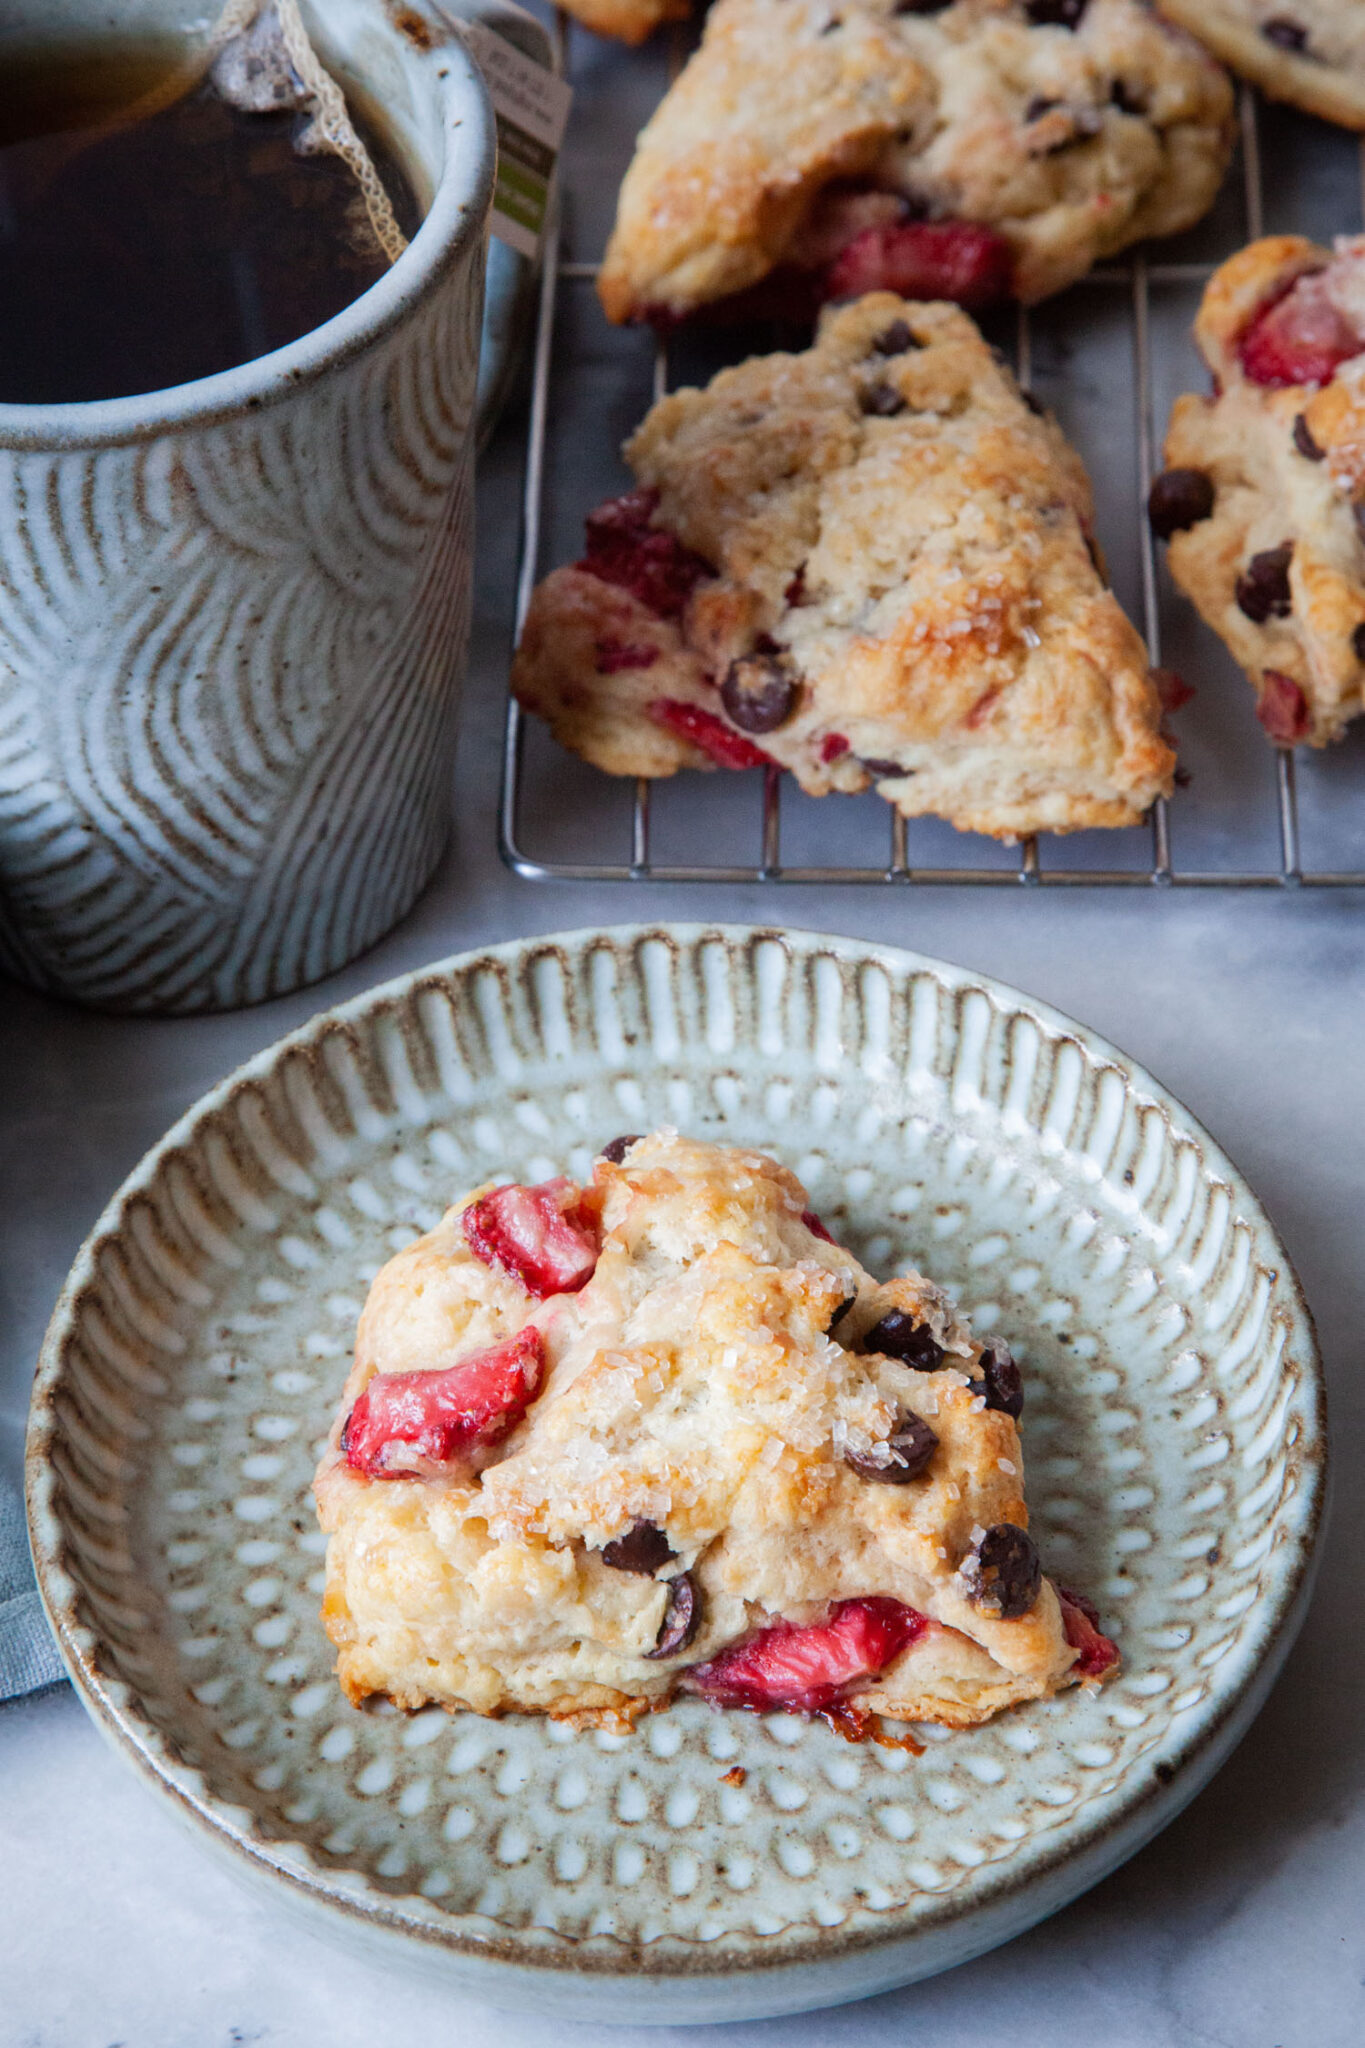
[314,1133,1117,1732]
[558,0,688,46]
[511,293,1176,840]
[1153,235,1365,746]
[1155,0,1365,130]
[597,0,1234,328]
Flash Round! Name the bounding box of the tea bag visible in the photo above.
[209,0,408,264]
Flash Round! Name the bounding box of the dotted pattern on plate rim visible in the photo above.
[34,930,1321,1957]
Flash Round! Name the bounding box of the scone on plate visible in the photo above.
[597,0,1234,327]
[1152,234,1365,744]
[511,293,1176,840]
[1155,0,1365,129]
[314,1132,1117,1735]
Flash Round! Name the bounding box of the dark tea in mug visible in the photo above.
[0,34,421,404]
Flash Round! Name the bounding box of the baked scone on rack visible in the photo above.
[1155,0,1365,129]
[510,293,1176,841]
[560,0,687,47]
[597,0,1234,327]
[1152,234,1365,745]
[314,1133,1117,1734]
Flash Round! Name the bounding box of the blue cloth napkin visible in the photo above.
[0,1475,65,1702]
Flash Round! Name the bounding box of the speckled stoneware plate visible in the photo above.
[27,925,1326,2024]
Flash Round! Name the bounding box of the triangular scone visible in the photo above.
[1155,235,1365,746]
[1155,0,1365,130]
[596,0,1232,325]
[314,1133,1117,1734]
[511,295,1175,840]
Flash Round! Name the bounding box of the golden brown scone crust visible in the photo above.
[314,1133,1104,1728]
[512,295,1175,839]
[598,0,1233,322]
[1156,0,1365,127]
[562,0,688,45]
[1161,235,1365,745]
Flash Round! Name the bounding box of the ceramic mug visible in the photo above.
[0,0,495,1013]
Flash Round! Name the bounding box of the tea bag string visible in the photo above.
[210,0,409,266]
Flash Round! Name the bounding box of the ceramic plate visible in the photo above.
[27,925,1326,2024]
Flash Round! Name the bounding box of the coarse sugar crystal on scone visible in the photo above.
[510,293,1177,840]
[1155,0,1365,130]
[1153,235,1365,746]
[314,1131,1117,1736]
[597,0,1234,327]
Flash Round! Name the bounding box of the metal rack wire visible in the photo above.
[500,39,1365,889]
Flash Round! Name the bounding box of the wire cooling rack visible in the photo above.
[499,27,1365,888]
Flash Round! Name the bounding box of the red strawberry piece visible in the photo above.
[1058,1586,1119,1682]
[649,698,769,769]
[681,1597,928,1714]
[463,1177,600,1298]
[824,222,1014,313]
[801,1207,838,1243]
[1257,669,1311,745]
[1151,667,1195,714]
[1238,272,1364,388]
[595,638,660,674]
[820,733,850,763]
[577,488,714,619]
[342,1327,545,1480]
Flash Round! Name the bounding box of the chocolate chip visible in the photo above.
[1236,545,1293,623]
[1355,502,1365,547]
[893,0,952,12]
[1147,467,1215,540]
[860,756,907,776]
[1025,0,1088,26]
[1110,78,1147,114]
[1025,95,1061,121]
[1293,413,1325,460]
[647,1573,701,1658]
[872,318,918,356]
[1353,623,1365,662]
[601,1134,642,1164]
[827,1287,859,1335]
[819,14,841,29]
[844,1414,939,1483]
[1261,15,1307,49]
[861,382,907,418]
[965,1524,1041,1619]
[975,1342,1024,1419]
[602,1521,675,1575]
[721,654,797,733]
[863,1309,947,1371]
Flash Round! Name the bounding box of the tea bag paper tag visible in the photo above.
[438,10,571,259]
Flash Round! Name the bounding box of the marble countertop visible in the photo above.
[5,29,1365,2047]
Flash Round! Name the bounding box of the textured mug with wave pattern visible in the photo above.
[26,926,1326,2022]
[0,0,492,1014]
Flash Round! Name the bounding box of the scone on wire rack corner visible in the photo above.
[597,0,1234,327]
[1155,0,1365,129]
[510,293,1178,841]
[313,1133,1118,1736]
[1151,234,1365,746]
